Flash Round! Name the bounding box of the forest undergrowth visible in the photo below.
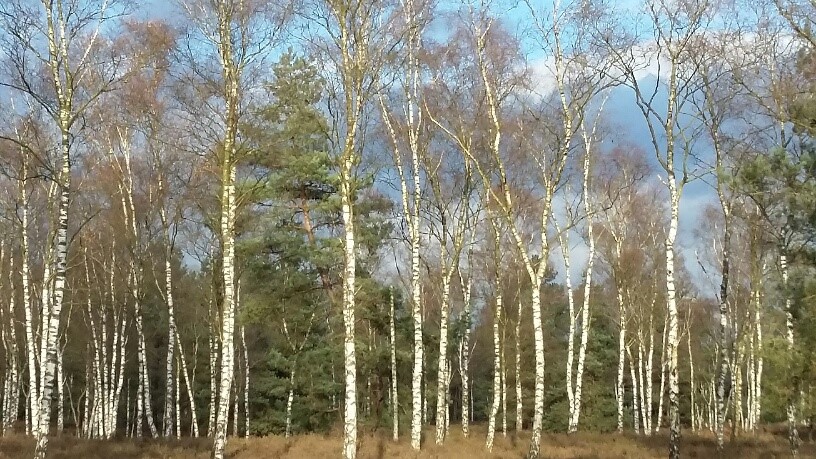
[1,425,813,459]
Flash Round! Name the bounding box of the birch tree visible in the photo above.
[177,0,289,456]
[309,0,396,456]
[0,1,130,455]
[599,0,713,454]
[377,0,430,443]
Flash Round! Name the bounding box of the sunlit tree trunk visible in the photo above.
[285,369,295,437]
[211,1,240,455]
[486,216,503,452]
[656,311,668,433]
[627,345,640,434]
[616,283,626,433]
[18,158,38,438]
[390,288,398,441]
[515,299,523,433]
[688,332,696,432]
[161,205,177,438]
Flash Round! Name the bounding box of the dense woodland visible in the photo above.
[0,0,814,458]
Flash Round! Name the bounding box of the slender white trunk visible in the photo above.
[340,162,358,459]
[213,160,237,458]
[688,332,696,432]
[212,3,241,455]
[435,273,452,444]
[560,228,577,432]
[208,324,217,438]
[232,372,239,437]
[175,355,181,438]
[637,341,647,433]
[242,324,249,437]
[410,242,422,451]
[57,346,64,433]
[515,301,523,433]
[570,139,596,433]
[390,288,398,441]
[666,181,681,459]
[628,345,640,434]
[616,289,626,433]
[485,280,502,451]
[656,311,668,433]
[177,329,199,437]
[716,208,731,449]
[459,262,473,437]
[753,270,764,429]
[645,315,655,435]
[18,162,39,438]
[164,248,177,438]
[285,369,295,438]
[529,273,545,457]
[35,130,69,459]
[571,246,594,432]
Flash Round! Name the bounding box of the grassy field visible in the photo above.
[0,426,813,458]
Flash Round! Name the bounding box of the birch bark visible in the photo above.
[390,288,398,441]
[212,1,240,455]
[485,217,503,452]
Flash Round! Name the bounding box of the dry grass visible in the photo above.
[0,426,812,458]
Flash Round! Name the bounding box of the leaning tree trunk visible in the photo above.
[569,142,596,433]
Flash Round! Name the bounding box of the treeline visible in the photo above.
[0,1,814,459]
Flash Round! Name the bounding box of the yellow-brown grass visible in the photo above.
[0,426,812,458]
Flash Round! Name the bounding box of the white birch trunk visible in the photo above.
[177,329,199,437]
[340,176,358,459]
[410,241,422,451]
[616,288,626,433]
[285,369,295,438]
[56,346,63,433]
[175,355,181,438]
[560,228,577,433]
[753,272,763,429]
[485,278,502,451]
[459,259,473,437]
[242,324,249,437]
[390,288,398,441]
[435,273,452,444]
[515,301,523,433]
[163,247,177,438]
[656,311,668,433]
[688,332,696,432]
[17,160,39,438]
[666,184,681,459]
[213,160,237,458]
[628,345,640,434]
[208,326,217,438]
